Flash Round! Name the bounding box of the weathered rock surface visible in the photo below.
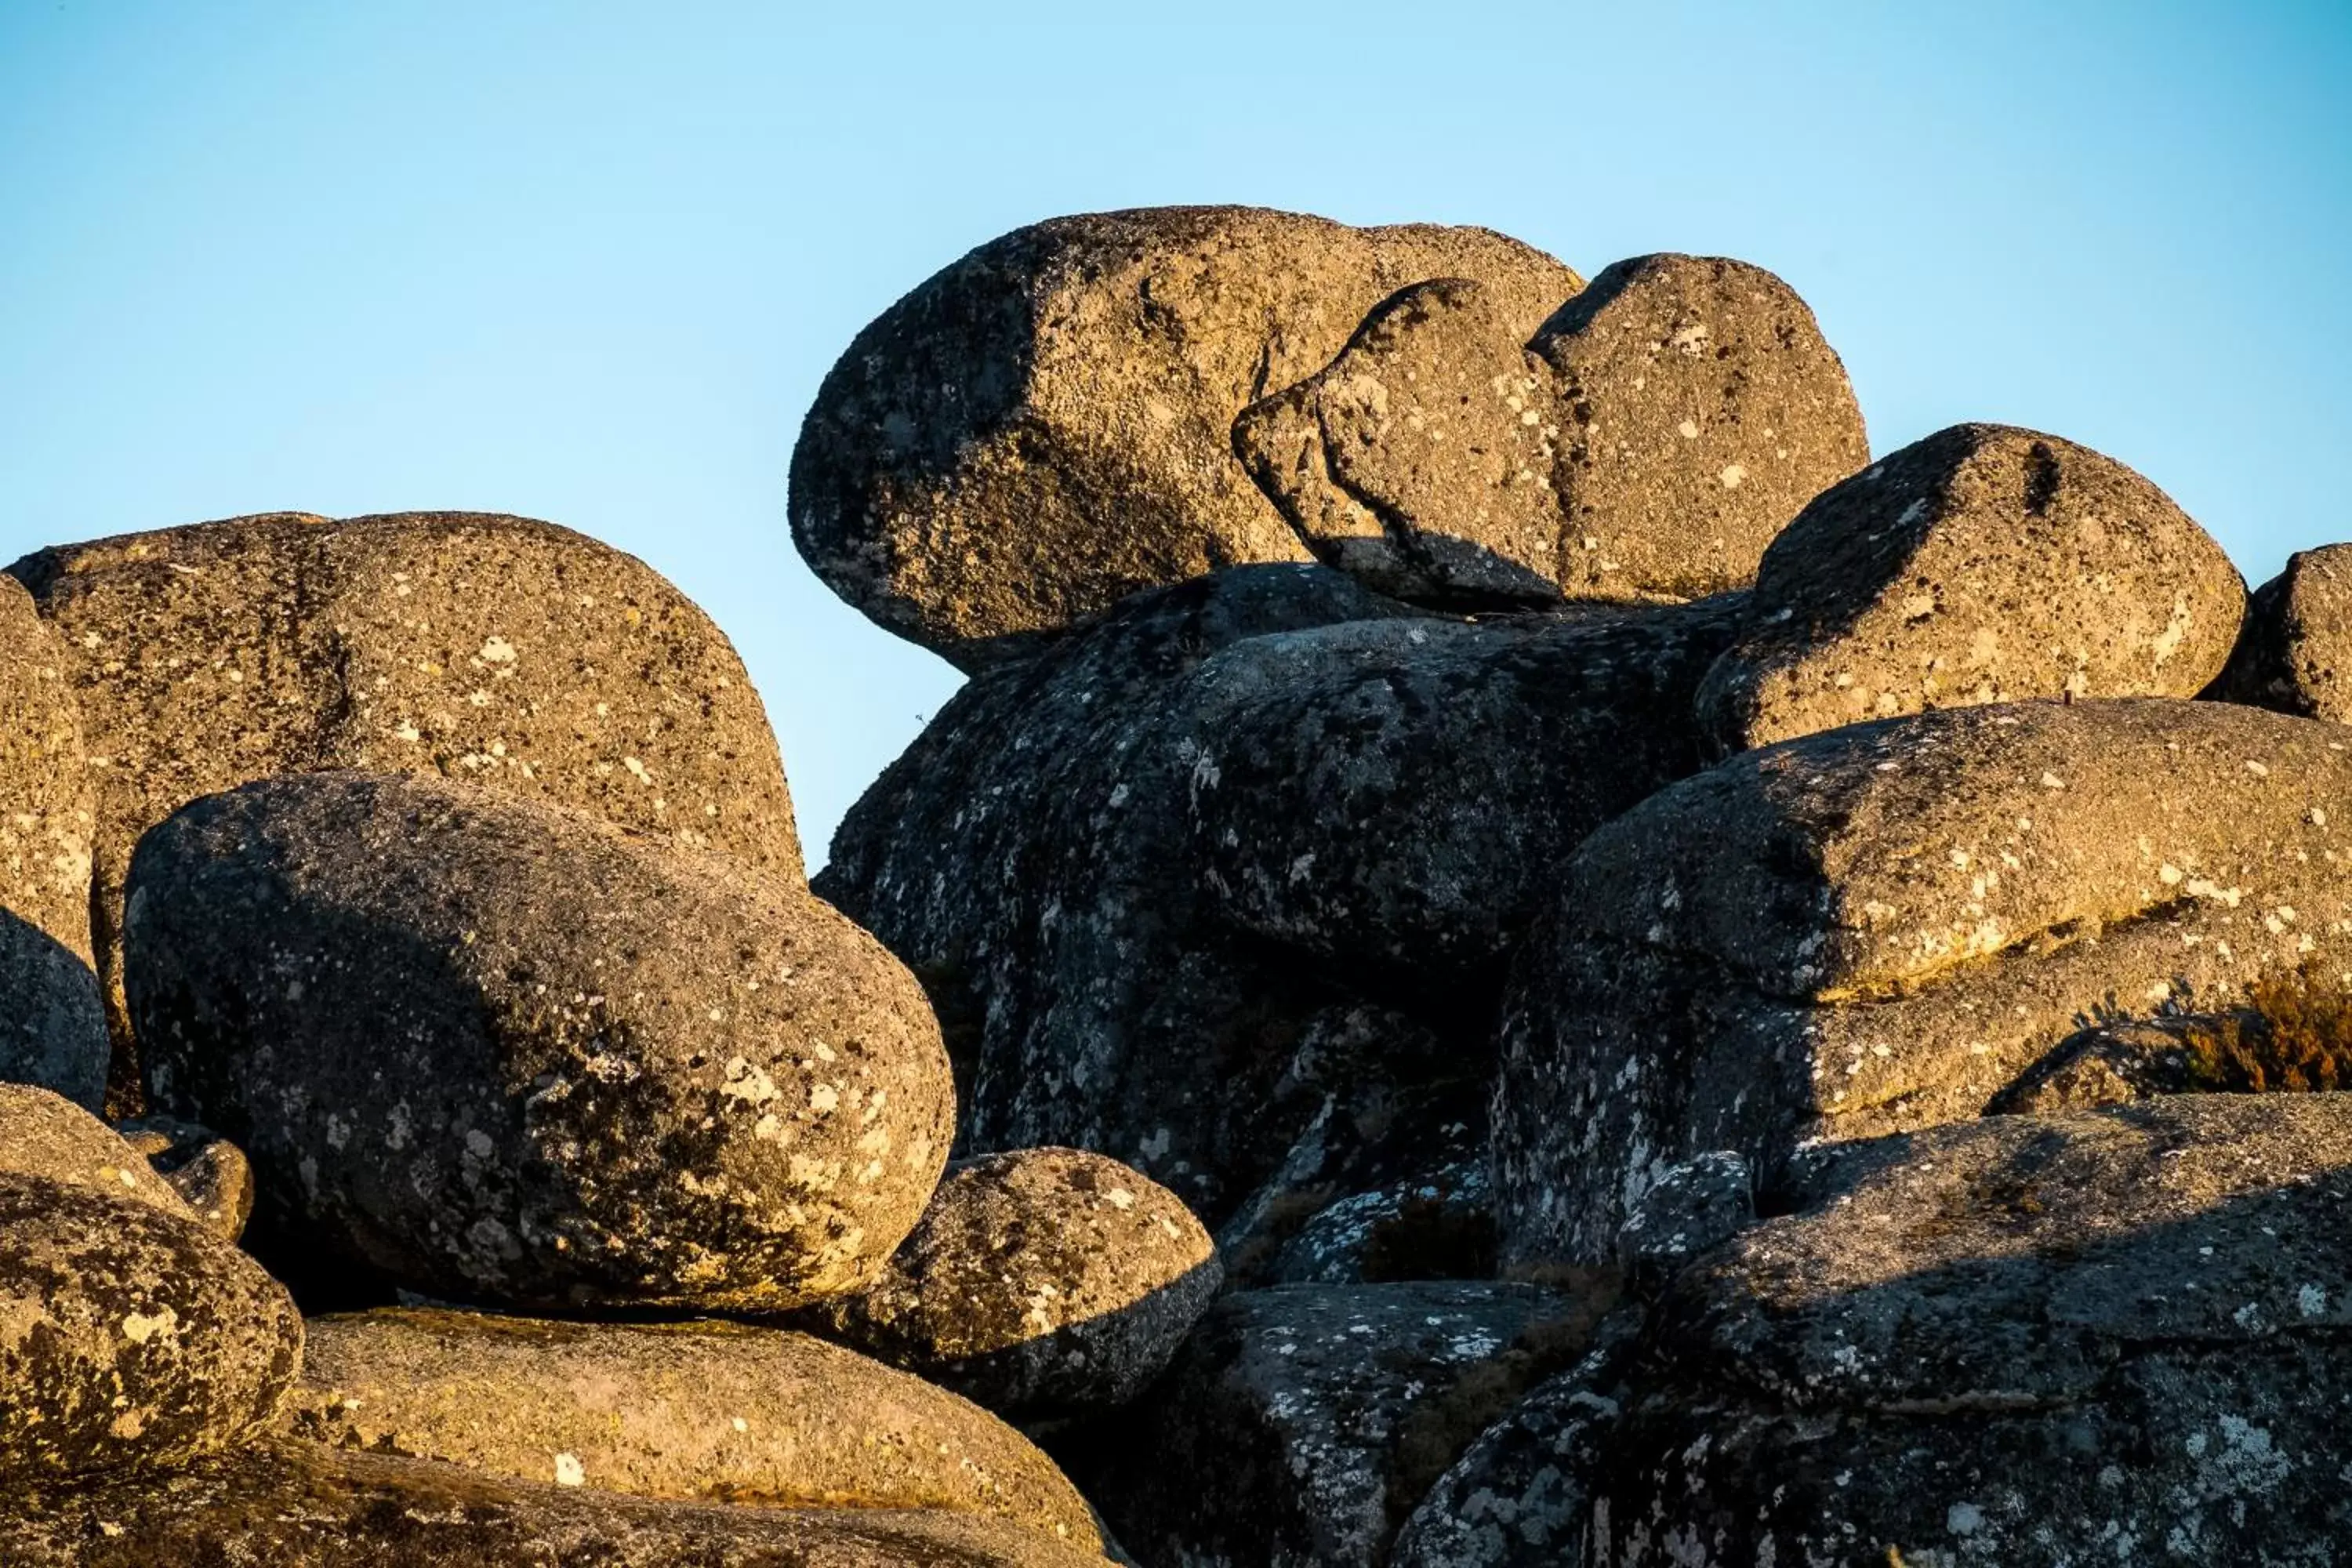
[1698,423,2245,750]
[0,1083,192,1221]
[115,1116,255,1240]
[2214,542,2352,722]
[805,1148,1218,1421]
[7,510,801,1114]
[1072,1282,1602,1568]
[0,1171,301,1477]
[0,1438,1115,1566]
[1234,278,1565,604]
[819,566,1737,1223]
[1496,697,2352,1266]
[127,771,951,1312]
[788,206,1581,664]
[1529,253,1868,603]
[286,1308,1101,1547]
[0,577,105,1107]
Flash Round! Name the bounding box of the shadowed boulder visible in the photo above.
[114,1116,255,1240]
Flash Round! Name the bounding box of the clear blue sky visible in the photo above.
[4,2,2347,866]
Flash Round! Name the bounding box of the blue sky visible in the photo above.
[3,2,2347,864]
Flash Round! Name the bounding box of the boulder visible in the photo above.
[115,1116,255,1240]
[0,578,104,1107]
[285,1308,1101,1548]
[1250,1160,1496,1287]
[126,771,951,1313]
[1069,1282,1606,1568]
[0,1438,1114,1567]
[0,1083,191,1220]
[1495,698,2352,1266]
[1234,278,1565,604]
[0,1171,301,1478]
[788,206,1581,664]
[804,1148,1219,1421]
[819,567,1736,1224]
[1528,253,1868,602]
[1698,423,2245,750]
[6,510,801,1113]
[1991,982,2352,1115]
[2214,542,2352,722]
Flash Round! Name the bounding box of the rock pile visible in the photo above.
[2,201,2339,1563]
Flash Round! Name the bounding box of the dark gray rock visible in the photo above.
[115,1116,255,1240]
[1256,1160,1495,1287]
[2214,542,2352,722]
[0,1437,1116,1566]
[1530,253,1869,602]
[1235,278,1565,604]
[0,1083,193,1221]
[1072,1282,1608,1568]
[0,1171,301,1478]
[789,206,1581,666]
[818,567,1737,1225]
[804,1147,1220,1421]
[1496,697,2352,1267]
[8,510,801,1115]
[126,771,952,1313]
[285,1308,1103,1548]
[0,577,104,1107]
[1698,423,2245,750]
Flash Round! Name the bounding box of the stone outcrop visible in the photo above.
[286,1308,1102,1547]
[804,1147,1219,1421]
[6,510,801,1113]
[0,1172,301,1478]
[1698,423,2245,750]
[0,577,105,1107]
[126,771,950,1312]
[0,1083,192,1221]
[789,206,1581,665]
[2215,542,2352,721]
[1495,697,2352,1266]
[114,1116,255,1240]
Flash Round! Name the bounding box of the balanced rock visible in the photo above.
[0,1172,301,1478]
[126,771,951,1312]
[1234,278,1565,604]
[789,205,1581,665]
[1496,698,2352,1266]
[806,1148,1219,1421]
[1530,253,1868,602]
[286,1308,1102,1548]
[0,577,104,1107]
[2214,542,2352,721]
[1698,423,2245,750]
[1071,1282,1603,1568]
[0,1439,1115,1567]
[7,510,800,1112]
[0,1083,191,1221]
[115,1116,256,1240]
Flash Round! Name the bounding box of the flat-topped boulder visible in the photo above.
[1698,423,2245,750]
[7,510,801,1112]
[1496,697,2352,1265]
[127,771,951,1312]
[789,205,1581,664]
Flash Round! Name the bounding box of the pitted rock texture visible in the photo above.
[115,1116,255,1240]
[788,205,1581,665]
[7,510,800,1114]
[818,566,1736,1224]
[0,577,105,1107]
[1234,278,1565,604]
[0,1438,1116,1567]
[1460,1098,2352,1566]
[1697,423,2245,750]
[0,1083,193,1221]
[1528,253,1868,602]
[285,1308,1101,1547]
[2215,542,2352,723]
[805,1148,1219,1421]
[0,1172,301,1478]
[1070,1281,1606,1568]
[126,771,951,1313]
[1495,698,2352,1267]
